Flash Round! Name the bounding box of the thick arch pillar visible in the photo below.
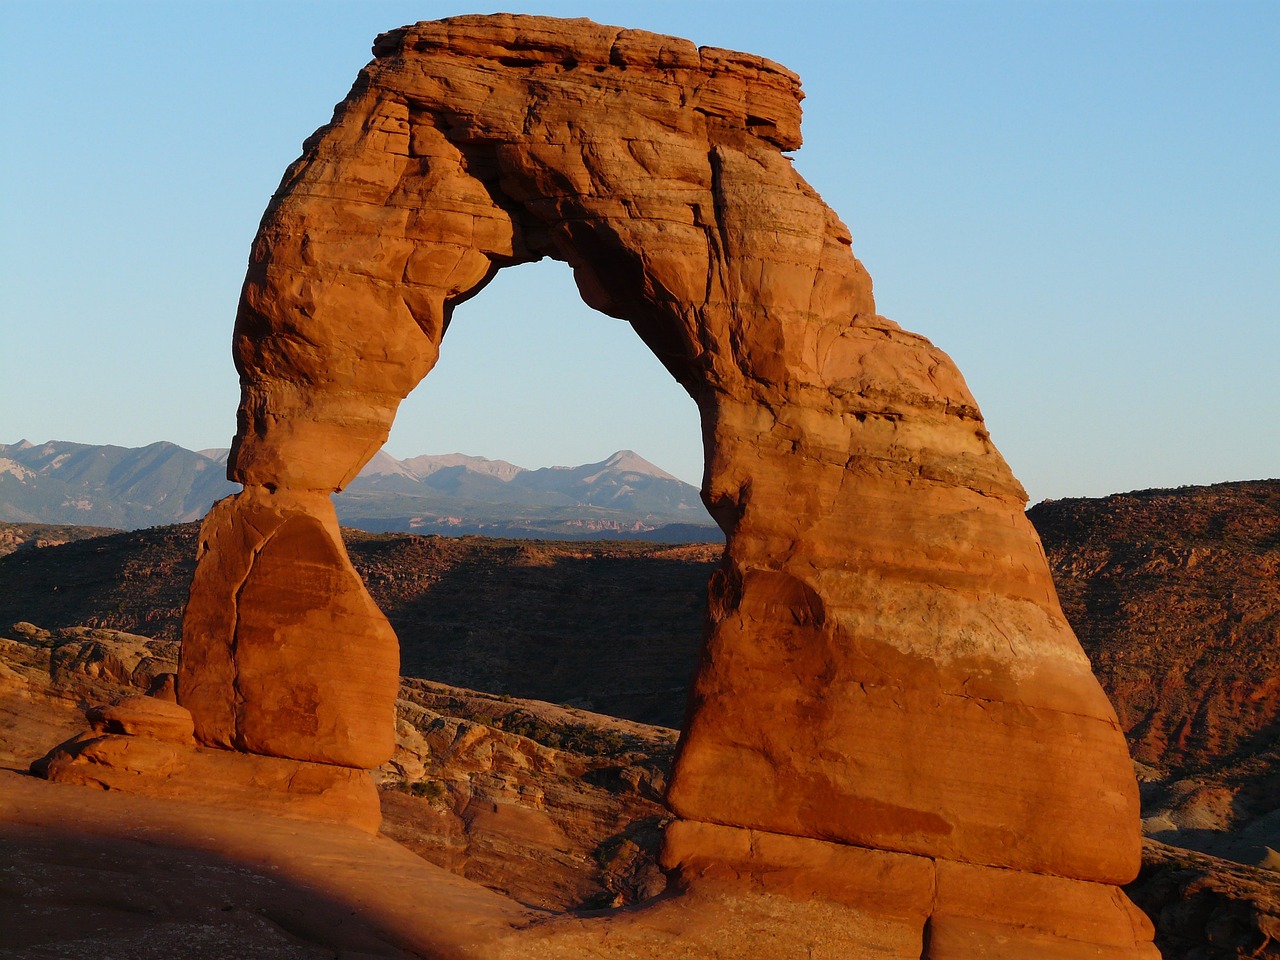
[176,15,1155,956]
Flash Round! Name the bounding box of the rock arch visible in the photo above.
[176,15,1155,956]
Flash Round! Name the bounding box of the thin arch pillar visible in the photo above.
[178,16,1154,955]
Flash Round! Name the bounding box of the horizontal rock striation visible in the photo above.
[174,14,1154,955]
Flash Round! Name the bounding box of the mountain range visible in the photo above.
[0,440,719,541]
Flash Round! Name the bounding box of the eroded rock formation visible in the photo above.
[164,14,1152,956]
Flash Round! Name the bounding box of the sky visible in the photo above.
[2,1,1276,501]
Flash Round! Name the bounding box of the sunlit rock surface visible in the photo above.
[164,14,1155,956]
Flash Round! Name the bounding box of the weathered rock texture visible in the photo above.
[1031,481,1280,778]
[177,14,1153,954]
[35,717,382,833]
[3,623,1264,957]
[182,491,398,767]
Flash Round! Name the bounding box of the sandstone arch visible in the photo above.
[174,15,1156,956]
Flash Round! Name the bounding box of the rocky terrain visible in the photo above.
[5,478,1274,742]
[1031,481,1280,874]
[0,622,674,916]
[4,614,1280,958]
[0,521,120,557]
[5,479,1276,744]
[2,478,1277,955]
[1031,480,1280,776]
[0,525,719,728]
[1127,841,1280,959]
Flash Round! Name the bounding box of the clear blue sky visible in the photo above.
[2,1,1276,500]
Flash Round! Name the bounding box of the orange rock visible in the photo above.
[86,695,193,744]
[177,13,1151,951]
[927,858,1159,958]
[35,723,380,833]
[662,819,934,920]
[662,819,1158,958]
[179,487,398,769]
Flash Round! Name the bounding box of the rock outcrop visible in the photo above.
[379,679,675,910]
[4,621,674,906]
[167,13,1153,955]
[34,696,382,833]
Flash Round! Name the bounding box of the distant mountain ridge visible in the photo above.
[330,447,715,540]
[0,440,720,541]
[0,440,235,529]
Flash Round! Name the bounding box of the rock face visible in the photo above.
[177,14,1153,954]
[35,715,382,833]
[3,622,1267,957]
[181,490,398,768]
[1129,840,1280,959]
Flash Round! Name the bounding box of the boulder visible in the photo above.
[86,695,194,744]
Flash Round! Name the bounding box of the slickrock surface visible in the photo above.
[1,619,1265,957]
[377,678,675,910]
[0,771,533,960]
[2,640,1171,959]
[5,766,1067,960]
[3,487,1279,953]
[0,622,176,772]
[2,622,676,912]
[0,627,966,959]
[163,13,1152,953]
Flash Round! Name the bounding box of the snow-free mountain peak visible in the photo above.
[398,452,525,483]
[358,449,422,481]
[590,450,679,483]
[3,440,718,540]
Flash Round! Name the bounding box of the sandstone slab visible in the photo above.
[86,694,194,743]
[663,818,1159,959]
[34,702,381,833]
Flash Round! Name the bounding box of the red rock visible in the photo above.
[179,487,398,769]
[86,695,193,744]
[663,819,1158,958]
[35,726,380,833]
[173,13,1151,951]
[928,858,1158,958]
[662,819,934,919]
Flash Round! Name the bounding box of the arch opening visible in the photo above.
[334,256,721,731]
[381,259,707,495]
